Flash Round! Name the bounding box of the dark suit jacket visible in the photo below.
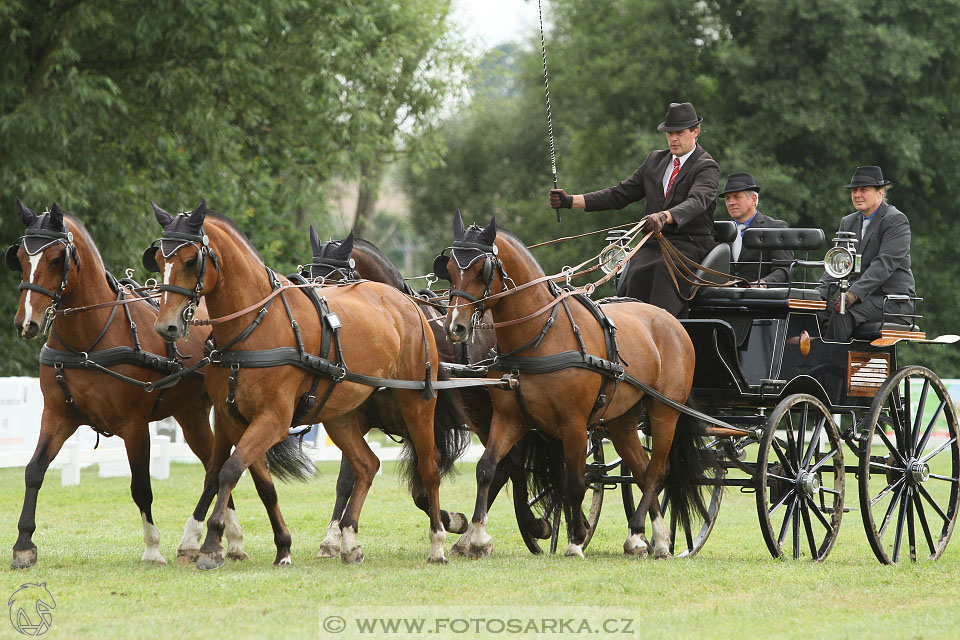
[730,212,792,284]
[582,144,720,254]
[816,202,916,323]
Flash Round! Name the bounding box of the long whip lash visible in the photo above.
[538,0,560,223]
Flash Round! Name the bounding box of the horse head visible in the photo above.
[436,208,501,344]
[8,199,83,339]
[305,227,356,281]
[144,200,217,342]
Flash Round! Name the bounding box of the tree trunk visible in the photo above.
[352,157,383,238]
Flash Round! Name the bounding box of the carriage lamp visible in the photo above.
[823,232,861,315]
[599,229,631,275]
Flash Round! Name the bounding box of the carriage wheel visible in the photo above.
[517,435,605,555]
[622,434,725,557]
[756,394,844,561]
[858,366,960,564]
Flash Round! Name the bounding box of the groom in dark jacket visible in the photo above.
[549,102,719,317]
[817,166,916,341]
[720,172,792,285]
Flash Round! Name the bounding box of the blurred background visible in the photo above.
[2,0,958,375]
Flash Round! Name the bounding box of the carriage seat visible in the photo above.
[692,220,737,285]
[692,227,825,306]
[852,321,921,340]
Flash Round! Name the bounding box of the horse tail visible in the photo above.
[266,436,316,483]
[519,430,565,519]
[399,368,471,488]
[663,393,722,532]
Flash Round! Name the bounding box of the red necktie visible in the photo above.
[664,157,680,199]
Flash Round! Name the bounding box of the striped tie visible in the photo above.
[664,157,681,198]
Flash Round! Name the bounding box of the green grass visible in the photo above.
[2,458,958,640]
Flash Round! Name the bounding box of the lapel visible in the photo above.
[859,202,886,256]
[652,151,673,208]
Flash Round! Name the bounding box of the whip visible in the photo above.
[538,0,560,223]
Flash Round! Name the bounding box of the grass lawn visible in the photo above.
[1,455,958,639]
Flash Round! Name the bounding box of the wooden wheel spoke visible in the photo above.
[875,426,908,466]
[920,437,957,465]
[799,497,819,559]
[871,476,905,508]
[916,399,946,457]
[869,461,905,474]
[798,404,809,467]
[916,483,950,523]
[892,486,910,563]
[906,488,917,562]
[878,484,905,539]
[769,487,795,516]
[785,414,800,468]
[777,496,798,547]
[912,491,937,557]
[809,447,840,474]
[772,437,796,476]
[768,473,795,484]
[803,494,834,532]
[820,486,841,496]
[928,473,959,483]
[911,379,931,455]
[902,380,913,455]
[801,419,825,468]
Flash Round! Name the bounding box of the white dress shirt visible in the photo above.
[661,148,695,195]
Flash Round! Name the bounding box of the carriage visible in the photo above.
[518,220,959,564]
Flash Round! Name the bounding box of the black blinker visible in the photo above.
[141,246,161,273]
[432,254,451,281]
[5,244,22,272]
[482,256,493,283]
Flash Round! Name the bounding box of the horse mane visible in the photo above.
[353,238,408,290]
[204,210,264,264]
[62,213,105,272]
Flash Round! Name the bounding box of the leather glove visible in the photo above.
[641,212,668,235]
[833,291,857,312]
[549,188,573,209]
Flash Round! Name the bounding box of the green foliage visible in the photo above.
[404,0,960,375]
[0,0,462,375]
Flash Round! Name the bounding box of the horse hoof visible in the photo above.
[564,543,584,559]
[341,546,364,565]
[467,541,493,559]
[227,550,249,561]
[533,518,552,540]
[274,555,292,567]
[446,512,469,535]
[11,547,38,570]
[315,543,340,559]
[623,537,649,559]
[652,547,673,560]
[427,554,449,565]
[141,551,168,566]
[196,550,224,571]
[177,548,200,564]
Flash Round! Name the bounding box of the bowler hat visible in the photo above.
[844,166,891,189]
[720,172,761,197]
[657,102,703,132]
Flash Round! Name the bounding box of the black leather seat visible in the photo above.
[694,221,737,285]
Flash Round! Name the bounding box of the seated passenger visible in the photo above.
[720,172,792,286]
[816,166,917,341]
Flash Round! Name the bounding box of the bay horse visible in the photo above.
[6,199,245,569]
[147,201,466,566]
[437,210,714,558]
[305,230,557,556]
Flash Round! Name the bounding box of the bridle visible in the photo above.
[303,254,357,282]
[142,215,220,329]
[6,215,81,334]
[437,238,507,328]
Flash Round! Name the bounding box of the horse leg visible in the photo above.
[453,413,526,560]
[557,426,589,558]
[122,425,166,565]
[607,415,654,558]
[177,416,245,563]
[247,457,294,566]
[196,414,286,570]
[630,402,680,560]
[11,409,77,569]
[316,456,353,558]
[324,414,380,565]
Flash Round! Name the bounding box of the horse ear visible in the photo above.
[49,202,65,230]
[309,225,321,255]
[187,199,207,229]
[479,215,497,246]
[453,207,465,240]
[15,197,37,227]
[152,202,173,227]
[336,230,355,259]
[432,254,451,281]
[141,246,160,273]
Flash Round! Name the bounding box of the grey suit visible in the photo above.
[730,212,792,284]
[582,144,720,316]
[817,202,916,339]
